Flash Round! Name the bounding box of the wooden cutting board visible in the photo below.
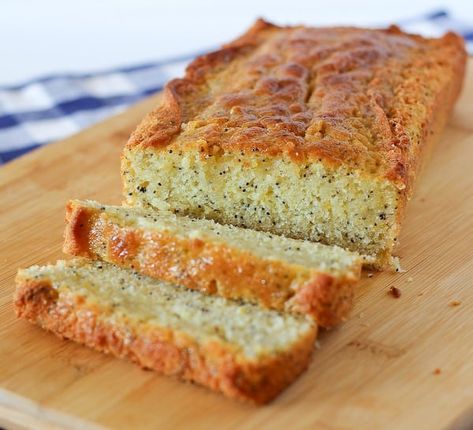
[1,59,472,430]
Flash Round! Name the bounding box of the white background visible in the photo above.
[1,0,472,85]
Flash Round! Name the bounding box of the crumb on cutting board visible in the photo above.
[433,368,441,375]
[388,286,401,298]
[449,300,461,307]
[393,257,406,273]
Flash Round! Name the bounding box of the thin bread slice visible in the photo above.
[63,199,362,327]
[14,259,317,404]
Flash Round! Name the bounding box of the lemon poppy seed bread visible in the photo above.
[122,20,466,268]
[63,199,362,327]
[15,259,317,404]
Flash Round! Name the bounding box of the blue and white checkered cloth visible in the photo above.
[0,10,471,165]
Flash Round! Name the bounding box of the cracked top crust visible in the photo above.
[127,19,466,190]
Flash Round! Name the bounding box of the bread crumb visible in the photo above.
[407,277,413,282]
[393,257,405,273]
[449,300,461,307]
[367,273,373,278]
[388,286,401,298]
[315,340,321,350]
[417,291,425,297]
[433,368,441,375]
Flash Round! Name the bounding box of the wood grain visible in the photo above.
[0,61,472,430]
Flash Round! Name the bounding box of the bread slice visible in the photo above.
[14,259,317,404]
[121,20,466,268]
[63,199,362,327]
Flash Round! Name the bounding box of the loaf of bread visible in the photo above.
[122,20,466,268]
[63,199,361,327]
[15,259,317,404]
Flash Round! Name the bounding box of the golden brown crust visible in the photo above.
[64,201,95,257]
[63,201,360,327]
[288,273,354,325]
[14,275,316,404]
[385,33,466,252]
[126,21,466,193]
[128,19,280,149]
